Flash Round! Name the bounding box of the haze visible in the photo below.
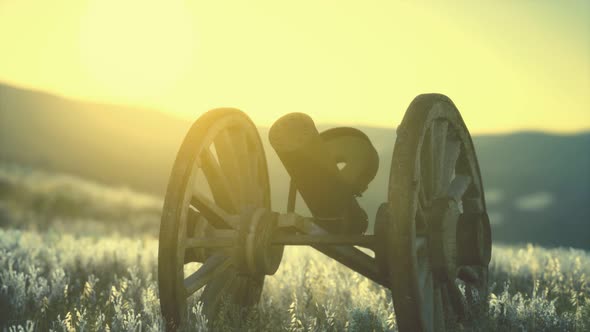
[1,0,589,133]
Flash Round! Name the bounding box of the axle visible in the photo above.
[186,197,387,286]
[186,210,377,249]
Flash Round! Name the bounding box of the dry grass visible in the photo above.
[0,163,589,331]
[1,229,589,331]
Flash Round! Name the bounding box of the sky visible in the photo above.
[0,0,589,133]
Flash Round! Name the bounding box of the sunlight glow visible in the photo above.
[79,0,196,100]
[0,0,588,133]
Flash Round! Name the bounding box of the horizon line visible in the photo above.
[2,79,589,137]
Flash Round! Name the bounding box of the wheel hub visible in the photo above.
[235,208,284,276]
[428,198,491,280]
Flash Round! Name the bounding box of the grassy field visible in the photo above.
[0,163,589,331]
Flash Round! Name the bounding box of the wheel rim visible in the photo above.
[158,108,276,330]
[387,94,491,332]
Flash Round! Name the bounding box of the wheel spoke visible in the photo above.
[224,274,259,306]
[422,126,436,200]
[200,148,239,212]
[186,208,202,233]
[184,254,233,296]
[200,269,236,315]
[419,182,428,208]
[418,253,430,291]
[240,132,256,182]
[433,282,445,331]
[231,129,249,171]
[244,135,264,207]
[415,236,427,256]
[190,193,239,229]
[416,201,427,234]
[248,148,262,205]
[229,129,255,206]
[421,270,435,332]
[445,279,466,318]
[441,137,461,192]
[448,175,472,202]
[417,236,433,330]
[433,121,448,197]
[214,130,245,208]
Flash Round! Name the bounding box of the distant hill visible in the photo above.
[1,82,589,249]
[474,132,590,249]
[0,83,189,194]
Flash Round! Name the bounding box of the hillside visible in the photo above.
[0,83,189,195]
[1,82,589,249]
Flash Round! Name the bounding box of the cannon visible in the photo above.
[158,94,492,331]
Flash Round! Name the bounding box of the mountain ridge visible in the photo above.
[1,82,589,249]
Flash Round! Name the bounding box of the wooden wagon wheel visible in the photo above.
[379,94,491,331]
[158,108,280,330]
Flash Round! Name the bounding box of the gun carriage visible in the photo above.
[158,94,492,331]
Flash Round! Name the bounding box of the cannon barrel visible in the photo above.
[269,113,368,233]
